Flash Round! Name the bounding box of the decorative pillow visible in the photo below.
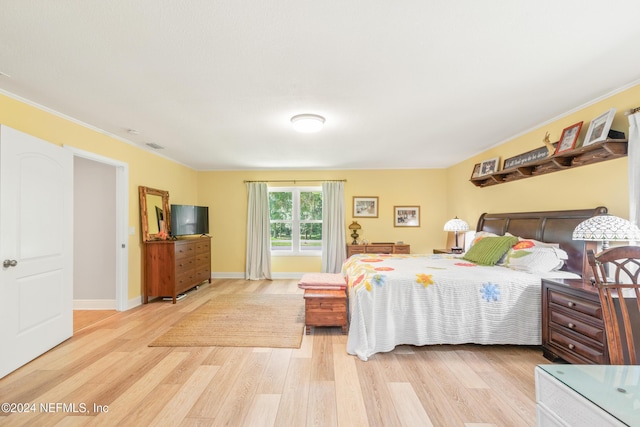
[502,239,568,273]
[462,235,519,266]
[468,231,500,249]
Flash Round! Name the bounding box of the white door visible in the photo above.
[0,125,73,379]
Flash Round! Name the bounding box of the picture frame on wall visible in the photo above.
[394,206,420,227]
[583,108,616,147]
[479,157,499,176]
[353,196,378,218]
[470,163,481,179]
[555,121,583,154]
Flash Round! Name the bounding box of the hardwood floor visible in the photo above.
[73,310,117,333]
[0,279,550,426]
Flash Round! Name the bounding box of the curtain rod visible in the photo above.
[626,106,640,115]
[243,179,346,183]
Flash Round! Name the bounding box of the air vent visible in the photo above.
[146,142,164,150]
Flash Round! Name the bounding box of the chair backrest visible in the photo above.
[587,246,640,365]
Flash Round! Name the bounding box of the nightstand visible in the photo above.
[541,278,608,364]
[433,248,453,254]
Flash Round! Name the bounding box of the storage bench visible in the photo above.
[303,289,347,335]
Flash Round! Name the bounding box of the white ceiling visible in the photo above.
[1,1,640,171]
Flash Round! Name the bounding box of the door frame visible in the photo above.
[65,146,129,311]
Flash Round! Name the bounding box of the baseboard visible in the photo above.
[73,299,116,310]
[212,272,311,279]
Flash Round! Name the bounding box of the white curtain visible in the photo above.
[629,112,640,232]
[321,181,346,273]
[245,182,272,280]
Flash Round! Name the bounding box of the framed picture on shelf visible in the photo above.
[353,196,378,218]
[583,108,616,147]
[394,206,420,227]
[479,157,499,176]
[470,163,481,179]
[555,121,583,154]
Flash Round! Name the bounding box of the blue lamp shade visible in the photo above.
[572,215,640,242]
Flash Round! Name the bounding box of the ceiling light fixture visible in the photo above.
[291,114,325,133]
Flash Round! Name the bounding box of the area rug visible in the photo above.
[149,293,305,348]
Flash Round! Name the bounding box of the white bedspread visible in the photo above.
[342,253,543,361]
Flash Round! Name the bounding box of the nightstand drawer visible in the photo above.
[549,328,607,364]
[548,289,602,320]
[549,309,605,343]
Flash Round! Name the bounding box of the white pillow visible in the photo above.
[502,238,568,273]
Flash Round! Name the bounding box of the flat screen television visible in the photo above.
[170,204,209,237]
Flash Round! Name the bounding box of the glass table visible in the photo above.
[536,364,640,426]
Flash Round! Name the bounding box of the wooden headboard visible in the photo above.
[476,207,607,277]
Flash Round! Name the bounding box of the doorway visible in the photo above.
[66,147,129,314]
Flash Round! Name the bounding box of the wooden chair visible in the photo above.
[587,246,640,364]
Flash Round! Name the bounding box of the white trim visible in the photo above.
[128,297,144,310]
[462,78,640,164]
[64,146,130,312]
[73,299,116,310]
[212,272,308,279]
[0,88,194,169]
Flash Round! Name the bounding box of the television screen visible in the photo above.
[170,204,209,236]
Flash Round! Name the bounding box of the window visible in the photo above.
[269,187,322,255]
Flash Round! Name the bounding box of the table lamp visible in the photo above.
[348,221,362,245]
[444,217,469,254]
[572,214,640,250]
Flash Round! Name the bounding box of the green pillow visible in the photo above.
[462,235,519,266]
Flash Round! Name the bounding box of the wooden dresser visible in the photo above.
[346,243,410,257]
[541,278,608,364]
[143,237,211,304]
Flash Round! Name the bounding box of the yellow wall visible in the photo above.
[0,93,199,300]
[447,83,638,226]
[198,168,448,274]
[2,82,637,297]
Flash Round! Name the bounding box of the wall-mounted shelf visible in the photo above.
[470,139,628,187]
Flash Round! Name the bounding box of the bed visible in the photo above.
[343,207,607,361]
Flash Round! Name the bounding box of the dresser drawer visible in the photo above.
[175,241,196,260]
[366,245,393,254]
[393,244,410,254]
[348,245,366,255]
[195,239,210,253]
[175,256,195,274]
[195,252,210,269]
[176,270,196,293]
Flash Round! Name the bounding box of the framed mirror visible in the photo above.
[138,186,170,241]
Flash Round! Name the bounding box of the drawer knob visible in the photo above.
[567,323,575,329]
[568,343,575,350]
[567,301,575,307]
